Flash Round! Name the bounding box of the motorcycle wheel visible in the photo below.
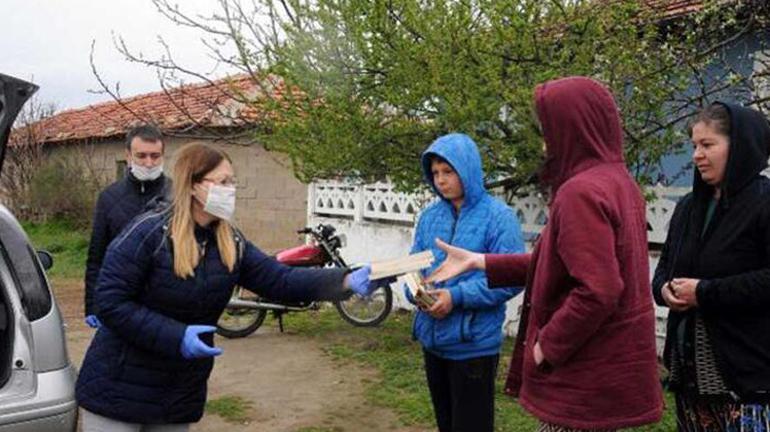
[334,285,393,327]
[216,287,268,338]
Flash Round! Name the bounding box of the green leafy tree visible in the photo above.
[102,0,770,192]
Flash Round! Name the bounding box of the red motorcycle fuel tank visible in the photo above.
[276,244,327,266]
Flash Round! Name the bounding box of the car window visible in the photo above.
[0,240,52,322]
[24,244,52,320]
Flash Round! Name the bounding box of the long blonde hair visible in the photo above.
[170,143,237,278]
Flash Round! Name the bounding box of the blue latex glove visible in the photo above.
[347,265,374,297]
[85,315,101,329]
[180,325,223,359]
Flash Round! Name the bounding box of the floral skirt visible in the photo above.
[536,422,615,432]
[676,393,770,432]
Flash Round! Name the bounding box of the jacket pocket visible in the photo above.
[463,311,475,342]
[413,312,434,350]
[527,329,553,375]
[434,311,475,347]
[117,345,182,387]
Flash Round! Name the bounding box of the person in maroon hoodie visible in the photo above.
[426,76,663,431]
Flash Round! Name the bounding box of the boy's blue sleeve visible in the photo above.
[447,205,525,309]
[404,213,427,305]
[410,212,427,254]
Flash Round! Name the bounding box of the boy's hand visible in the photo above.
[427,289,452,319]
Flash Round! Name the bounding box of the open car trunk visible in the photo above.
[0,74,39,387]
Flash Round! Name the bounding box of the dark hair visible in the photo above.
[689,103,730,138]
[428,154,450,165]
[126,124,164,151]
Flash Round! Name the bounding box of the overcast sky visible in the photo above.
[2,0,238,111]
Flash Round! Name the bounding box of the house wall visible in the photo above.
[48,136,308,253]
[658,31,770,186]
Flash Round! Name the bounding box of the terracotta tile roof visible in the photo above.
[600,1,737,19]
[646,0,707,18]
[10,74,288,146]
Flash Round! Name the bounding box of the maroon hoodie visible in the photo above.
[485,77,663,429]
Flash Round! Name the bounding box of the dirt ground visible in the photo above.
[52,278,427,432]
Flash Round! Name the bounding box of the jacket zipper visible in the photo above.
[447,206,466,343]
[449,206,459,244]
[197,239,208,297]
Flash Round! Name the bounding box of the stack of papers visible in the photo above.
[370,251,434,280]
[402,271,436,308]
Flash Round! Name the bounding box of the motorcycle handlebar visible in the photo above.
[297,224,337,241]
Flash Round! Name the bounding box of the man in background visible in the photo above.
[84,124,170,328]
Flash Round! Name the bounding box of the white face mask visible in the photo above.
[131,163,163,181]
[201,184,237,221]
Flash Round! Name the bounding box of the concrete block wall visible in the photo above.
[45,136,307,254]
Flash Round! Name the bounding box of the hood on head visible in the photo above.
[693,102,770,203]
[421,133,485,208]
[535,76,624,190]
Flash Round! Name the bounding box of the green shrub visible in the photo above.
[27,154,104,228]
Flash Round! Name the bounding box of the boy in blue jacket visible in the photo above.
[408,133,524,432]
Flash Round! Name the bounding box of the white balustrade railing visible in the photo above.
[362,182,432,223]
[309,180,433,223]
[309,180,689,244]
[646,185,690,244]
[309,180,689,351]
[310,182,359,218]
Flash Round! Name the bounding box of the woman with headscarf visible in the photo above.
[652,102,770,431]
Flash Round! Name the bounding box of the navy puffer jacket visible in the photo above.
[85,173,170,316]
[76,211,349,423]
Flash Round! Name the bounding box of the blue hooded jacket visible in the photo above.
[409,133,524,360]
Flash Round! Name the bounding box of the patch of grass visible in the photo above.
[278,307,676,431]
[23,219,89,279]
[205,395,253,424]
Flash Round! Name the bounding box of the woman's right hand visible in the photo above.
[424,239,485,283]
[662,282,690,312]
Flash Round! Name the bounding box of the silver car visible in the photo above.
[0,73,77,431]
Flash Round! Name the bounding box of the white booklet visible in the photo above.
[370,250,435,280]
[401,271,436,308]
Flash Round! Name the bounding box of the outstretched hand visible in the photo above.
[424,239,485,284]
[347,265,374,297]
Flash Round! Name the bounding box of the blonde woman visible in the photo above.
[75,143,375,431]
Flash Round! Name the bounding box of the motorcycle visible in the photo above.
[216,224,393,338]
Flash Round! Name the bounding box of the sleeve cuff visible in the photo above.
[155,320,187,359]
[449,286,464,308]
[403,284,416,305]
[485,253,530,288]
[695,279,711,309]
